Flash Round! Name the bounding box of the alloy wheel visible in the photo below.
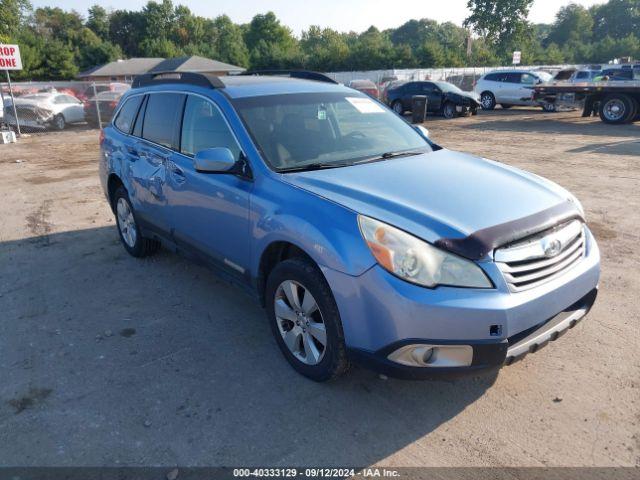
[274,280,327,365]
[116,197,137,248]
[481,93,494,109]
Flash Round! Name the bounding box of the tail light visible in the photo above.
[109,101,118,109]
[99,129,105,145]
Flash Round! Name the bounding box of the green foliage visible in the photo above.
[546,4,593,46]
[3,0,640,81]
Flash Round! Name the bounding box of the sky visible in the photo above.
[31,0,610,35]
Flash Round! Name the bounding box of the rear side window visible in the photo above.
[180,95,241,160]
[114,95,143,134]
[142,93,186,149]
[504,73,522,83]
[484,73,505,82]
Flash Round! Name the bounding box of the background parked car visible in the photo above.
[474,70,554,111]
[386,80,479,119]
[347,79,379,99]
[593,68,639,81]
[4,92,85,131]
[84,91,125,128]
[75,82,130,103]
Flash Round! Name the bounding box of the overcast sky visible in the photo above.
[31,0,609,34]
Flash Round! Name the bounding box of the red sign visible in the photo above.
[0,44,23,70]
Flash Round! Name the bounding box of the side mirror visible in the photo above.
[414,125,430,138]
[194,147,236,173]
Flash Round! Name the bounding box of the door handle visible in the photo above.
[126,146,140,161]
[168,162,186,183]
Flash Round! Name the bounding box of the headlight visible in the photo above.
[358,215,492,289]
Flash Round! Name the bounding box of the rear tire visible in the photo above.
[392,101,404,115]
[541,102,556,112]
[266,257,349,382]
[599,94,637,124]
[480,92,496,110]
[113,187,160,258]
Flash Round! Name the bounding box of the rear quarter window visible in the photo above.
[141,93,186,149]
[114,95,143,134]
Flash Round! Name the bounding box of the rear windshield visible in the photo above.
[232,92,431,171]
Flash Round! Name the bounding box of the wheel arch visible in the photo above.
[256,240,317,306]
[107,173,124,213]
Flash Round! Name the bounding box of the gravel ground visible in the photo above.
[0,108,638,467]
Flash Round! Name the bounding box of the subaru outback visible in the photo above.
[99,72,600,381]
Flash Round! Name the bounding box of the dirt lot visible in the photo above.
[0,109,638,467]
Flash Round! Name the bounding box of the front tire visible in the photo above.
[480,92,496,110]
[113,187,160,258]
[541,101,556,112]
[442,102,456,119]
[266,257,349,382]
[500,104,512,109]
[52,114,66,131]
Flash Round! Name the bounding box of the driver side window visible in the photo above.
[180,96,241,160]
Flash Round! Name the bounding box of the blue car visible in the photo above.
[99,72,600,381]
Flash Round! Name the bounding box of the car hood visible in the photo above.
[281,149,575,247]
[10,98,50,108]
[446,91,479,103]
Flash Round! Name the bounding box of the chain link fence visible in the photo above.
[0,80,131,135]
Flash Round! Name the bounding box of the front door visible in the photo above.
[164,94,252,281]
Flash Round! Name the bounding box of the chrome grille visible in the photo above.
[495,220,586,292]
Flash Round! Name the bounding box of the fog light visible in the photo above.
[387,344,473,368]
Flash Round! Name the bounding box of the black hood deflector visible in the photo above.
[434,201,584,260]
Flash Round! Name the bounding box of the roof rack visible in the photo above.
[239,70,338,84]
[132,71,225,89]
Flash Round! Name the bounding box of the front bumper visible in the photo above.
[348,288,597,379]
[322,228,600,378]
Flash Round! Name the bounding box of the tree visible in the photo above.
[108,10,146,57]
[591,0,640,40]
[418,41,446,67]
[300,26,350,70]
[546,4,593,46]
[212,15,249,67]
[245,12,302,69]
[87,5,110,41]
[464,0,534,55]
[0,0,32,40]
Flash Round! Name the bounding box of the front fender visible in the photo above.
[250,178,376,278]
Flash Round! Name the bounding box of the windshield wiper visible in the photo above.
[354,150,424,165]
[277,162,353,173]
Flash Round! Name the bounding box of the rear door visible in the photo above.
[401,83,420,110]
[481,72,505,100]
[420,82,442,112]
[129,92,186,236]
[501,72,523,103]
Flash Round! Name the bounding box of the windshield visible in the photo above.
[537,72,553,82]
[232,92,432,171]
